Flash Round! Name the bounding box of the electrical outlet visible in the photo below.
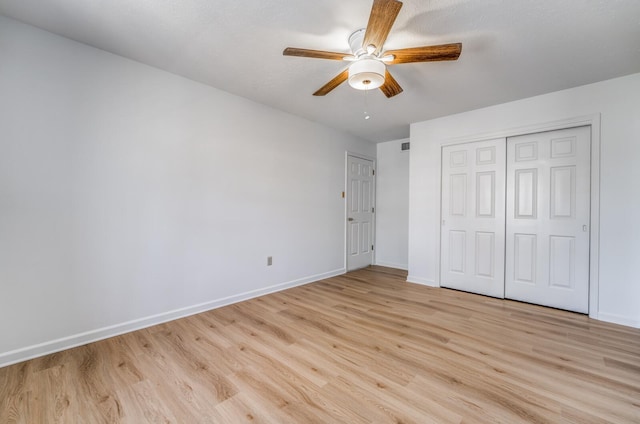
[267,256,272,266]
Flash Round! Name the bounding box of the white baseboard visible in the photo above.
[596,312,640,329]
[0,268,346,368]
[374,260,408,270]
[406,275,438,287]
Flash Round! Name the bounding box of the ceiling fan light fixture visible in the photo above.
[348,59,385,90]
[283,0,462,98]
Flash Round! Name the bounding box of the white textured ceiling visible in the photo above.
[1,0,639,142]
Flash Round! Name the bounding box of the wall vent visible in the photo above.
[401,142,410,151]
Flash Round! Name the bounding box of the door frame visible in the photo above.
[344,151,377,272]
[434,114,601,319]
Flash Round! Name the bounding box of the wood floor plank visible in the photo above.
[1,265,639,423]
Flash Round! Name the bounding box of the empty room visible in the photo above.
[1,0,639,422]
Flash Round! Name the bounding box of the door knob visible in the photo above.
[348,217,354,221]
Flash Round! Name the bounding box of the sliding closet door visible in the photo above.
[505,126,591,313]
[441,139,506,298]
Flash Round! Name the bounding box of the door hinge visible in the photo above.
[372,169,375,176]
[372,244,374,251]
[371,207,375,213]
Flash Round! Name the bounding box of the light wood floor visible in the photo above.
[2,266,639,423]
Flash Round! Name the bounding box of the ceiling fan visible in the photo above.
[283,0,462,98]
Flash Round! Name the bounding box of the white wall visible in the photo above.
[375,139,409,270]
[0,16,375,366]
[408,72,640,328]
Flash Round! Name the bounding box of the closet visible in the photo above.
[440,126,591,313]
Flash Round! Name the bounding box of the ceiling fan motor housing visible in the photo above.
[348,28,367,56]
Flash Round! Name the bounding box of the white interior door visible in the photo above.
[347,155,375,271]
[505,126,591,313]
[441,139,506,298]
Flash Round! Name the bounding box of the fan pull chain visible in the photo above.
[363,88,371,120]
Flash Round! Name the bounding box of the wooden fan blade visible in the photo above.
[313,69,349,96]
[379,69,403,98]
[385,43,462,64]
[363,0,403,54]
[283,47,346,61]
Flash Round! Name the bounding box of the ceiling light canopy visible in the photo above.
[348,58,385,90]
